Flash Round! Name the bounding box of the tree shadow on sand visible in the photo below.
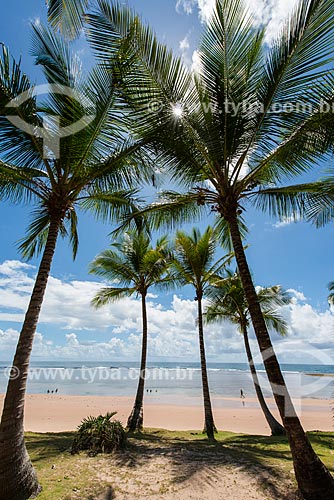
[110,430,303,500]
[26,430,332,499]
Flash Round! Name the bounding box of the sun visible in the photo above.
[172,103,183,118]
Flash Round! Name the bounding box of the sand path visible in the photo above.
[93,435,299,500]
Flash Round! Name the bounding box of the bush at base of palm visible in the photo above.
[71,412,127,456]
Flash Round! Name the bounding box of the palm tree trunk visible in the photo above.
[242,324,285,435]
[0,216,61,500]
[227,212,334,500]
[127,293,148,432]
[197,296,216,440]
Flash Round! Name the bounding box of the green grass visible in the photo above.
[26,429,334,499]
[128,428,334,469]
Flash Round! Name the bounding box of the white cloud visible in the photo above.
[191,50,202,73]
[276,302,334,364]
[177,0,299,42]
[0,260,34,274]
[196,0,215,22]
[287,289,307,304]
[179,34,192,64]
[0,328,19,348]
[247,0,299,42]
[176,0,215,22]
[0,261,332,363]
[176,0,197,15]
[272,215,302,229]
[179,35,190,53]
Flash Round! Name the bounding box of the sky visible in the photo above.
[0,0,333,364]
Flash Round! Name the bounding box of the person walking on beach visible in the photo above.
[240,389,245,399]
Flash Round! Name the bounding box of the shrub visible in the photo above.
[71,412,127,456]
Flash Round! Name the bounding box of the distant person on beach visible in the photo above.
[55,388,58,394]
[240,389,245,399]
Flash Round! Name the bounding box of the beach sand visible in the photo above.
[1,394,332,435]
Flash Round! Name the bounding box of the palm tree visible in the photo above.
[205,271,290,436]
[171,227,231,440]
[86,1,334,497]
[0,25,150,500]
[89,230,171,432]
[327,282,334,307]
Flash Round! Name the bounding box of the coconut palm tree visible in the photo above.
[0,24,150,500]
[86,0,334,497]
[171,227,231,440]
[89,230,172,432]
[205,271,290,436]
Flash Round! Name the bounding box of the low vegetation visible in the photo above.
[71,413,127,456]
[26,429,334,500]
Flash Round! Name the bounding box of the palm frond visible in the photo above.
[31,22,81,86]
[0,161,48,204]
[17,205,51,260]
[244,72,334,187]
[89,249,137,286]
[261,0,334,104]
[113,190,211,237]
[262,309,288,337]
[199,0,265,170]
[67,208,79,259]
[90,230,172,305]
[79,189,145,226]
[91,286,135,308]
[205,272,290,338]
[251,178,334,227]
[250,0,334,159]
[257,286,292,307]
[86,0,195,146]
[0,44,45,168]
[171,226,229,293]
[327,281,334,306]
[17,202,79,260]
[46,0,89,40]
[213,213,248,251]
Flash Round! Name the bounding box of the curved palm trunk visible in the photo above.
[242,325,285,436]
[227,212,334,500]
[0,216,61,500]
[197,296,216,440]
[127,293,147,432]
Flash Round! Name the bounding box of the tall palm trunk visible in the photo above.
[197,295,216,440]
[0,216,61,500]
[242,324,285,436]
[127,292,148,432]
[227,212,334,500]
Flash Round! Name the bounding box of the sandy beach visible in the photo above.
[1,394,332,435]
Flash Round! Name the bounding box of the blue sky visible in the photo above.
[0,0,333,364]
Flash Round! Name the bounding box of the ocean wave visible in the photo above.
[223,368,248,372]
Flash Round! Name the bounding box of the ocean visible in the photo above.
[0,361,333,400]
